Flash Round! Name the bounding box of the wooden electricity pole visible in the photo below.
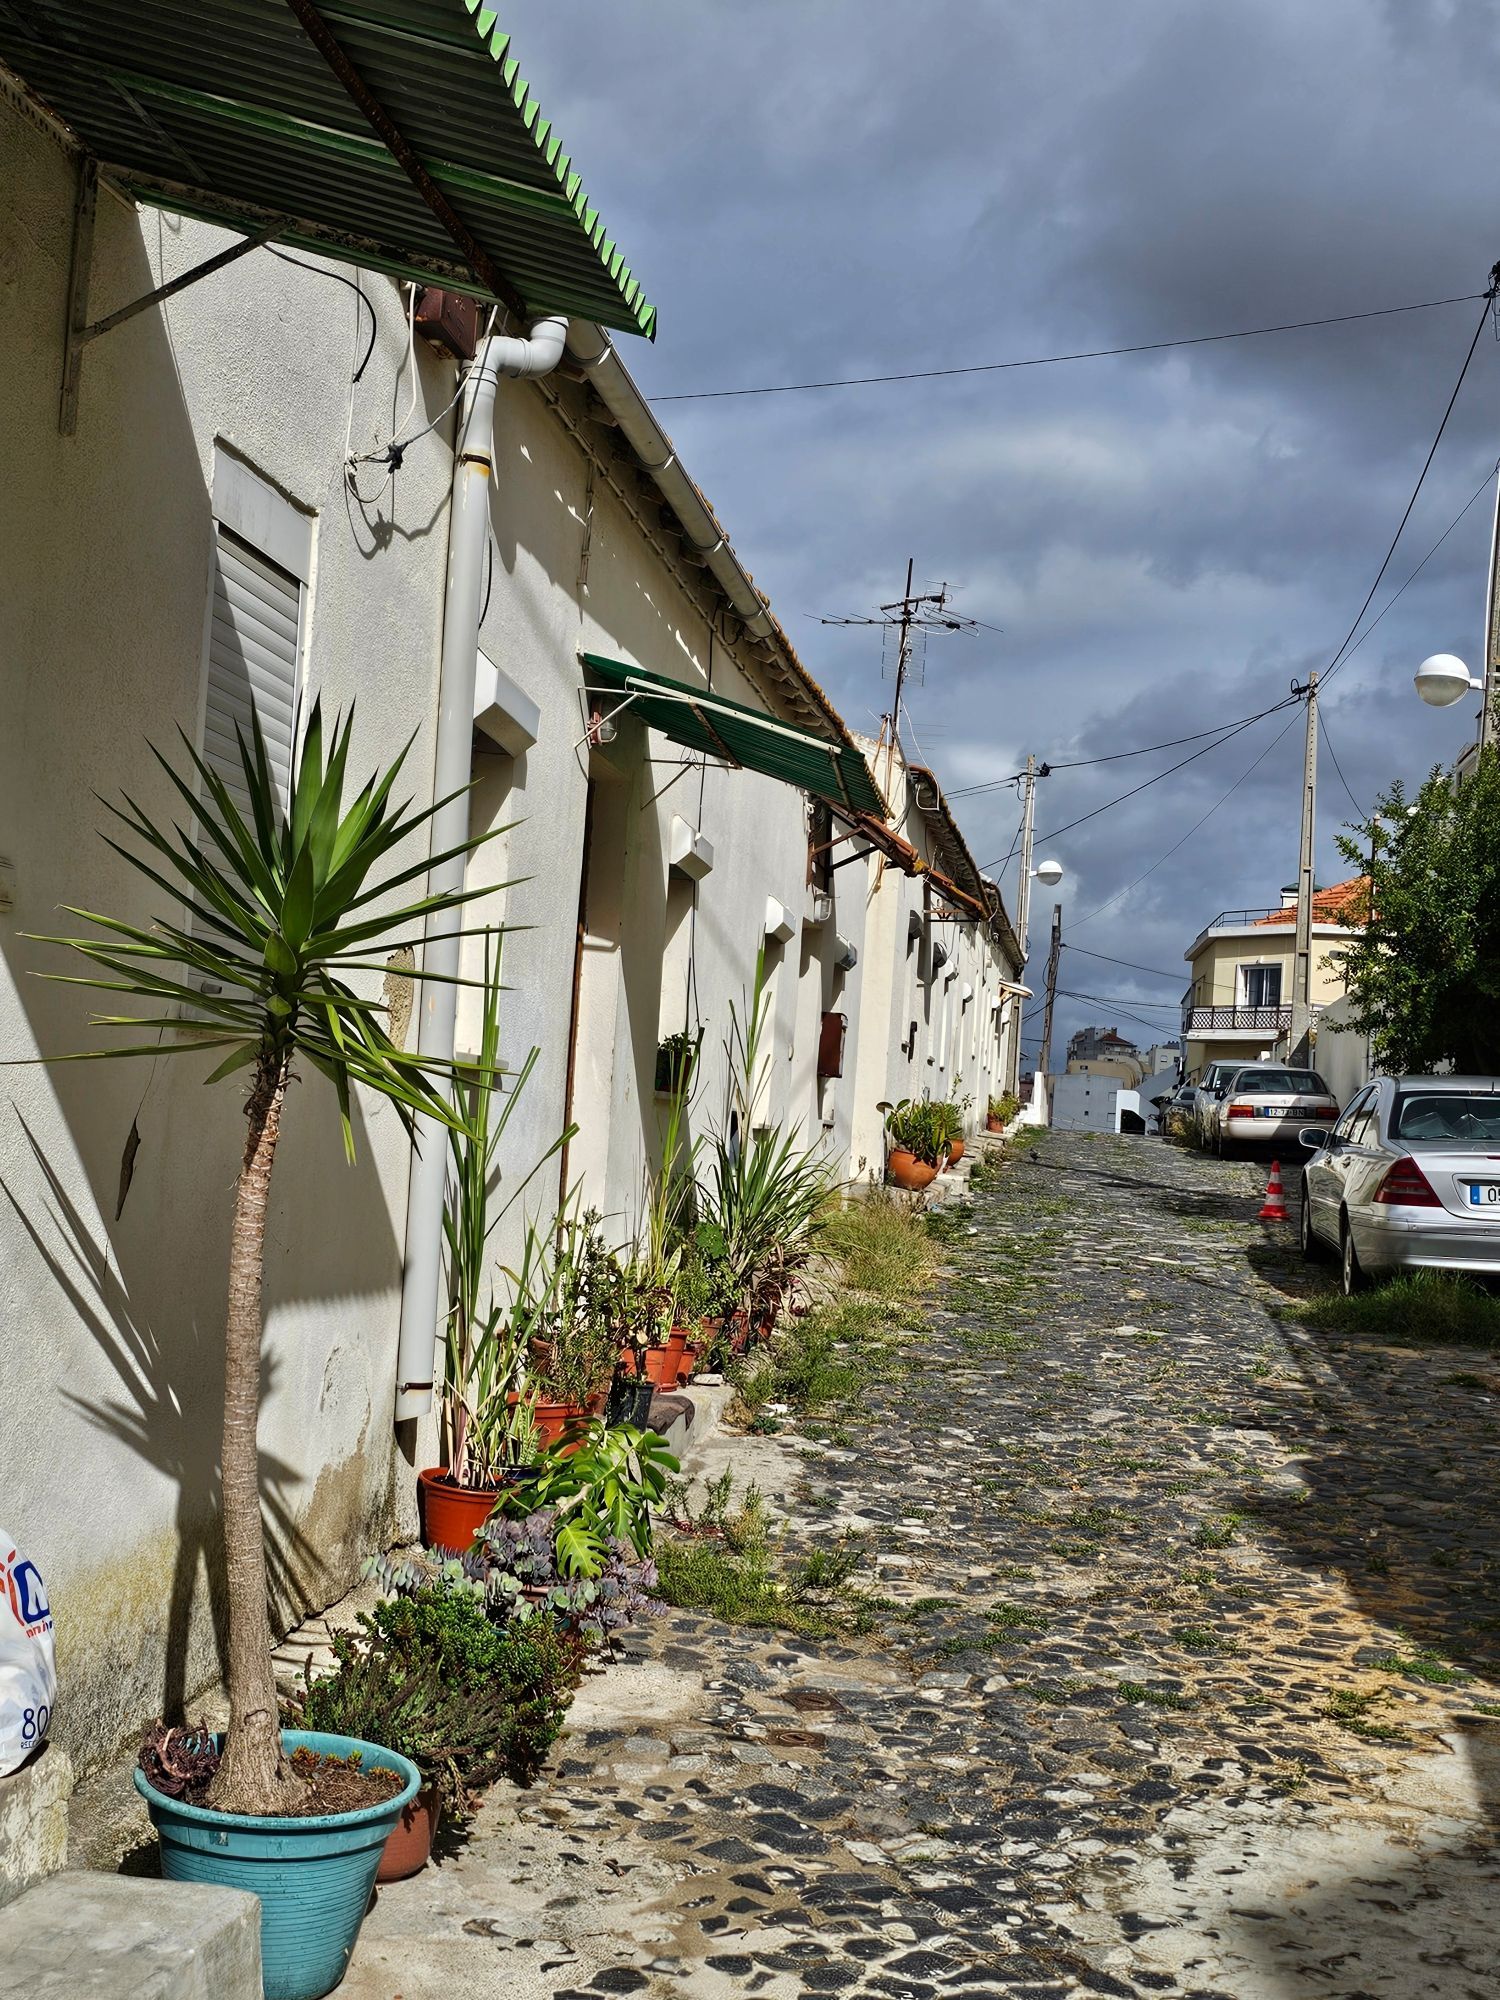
[1037,902,1063,1085]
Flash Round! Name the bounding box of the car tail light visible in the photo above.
[1374,1156,1441,1207]
[1228,1102,1253,1118]
[1314,1106,1337,1119]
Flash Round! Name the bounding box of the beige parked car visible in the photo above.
[1198,1064,1339,1156]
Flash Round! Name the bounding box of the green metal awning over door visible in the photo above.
[581,654,887,820]
[0,0,655,336]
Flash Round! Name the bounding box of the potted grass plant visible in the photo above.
[34,704,501,1998]
[987,1090,1021,1134]
[507,1206,621,1445]
[423,935,571,1553]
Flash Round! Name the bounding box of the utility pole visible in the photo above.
[1037,902,1063,1087]
[1481,463,1500,754]
[1013,754,1038,962]
[886,556,916,780]
[1289,673,1318,1062]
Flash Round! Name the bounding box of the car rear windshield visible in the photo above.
[1230,1070,1327,1095]
[1392,1091,1500,1144]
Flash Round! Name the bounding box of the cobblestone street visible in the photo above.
[346,1132,1500,2000]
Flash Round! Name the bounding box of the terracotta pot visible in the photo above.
[377,1787,441,1883]
[641,1328,687,1387]
[948,1137,965,1164]
[417,1466,499,1552]
[986,1116,1003,1133]
[528,1398,590,1449]
[727,1310,752,1355]
[887,1148,938,1191]
[677,1338,703,1386]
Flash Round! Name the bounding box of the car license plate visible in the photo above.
[1466,1183,1500,1206]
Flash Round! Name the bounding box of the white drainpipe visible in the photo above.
[395,317,569,1423]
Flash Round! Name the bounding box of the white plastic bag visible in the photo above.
[0,1533,55,1775]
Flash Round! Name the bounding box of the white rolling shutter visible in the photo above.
[203,524,301,822]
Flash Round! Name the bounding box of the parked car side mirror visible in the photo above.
[1299,1127,1328,1150]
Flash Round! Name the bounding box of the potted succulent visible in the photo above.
[932,1099,964,1166]
[987,1090,1021,1134]
[284,1587,582,1881]
[884,1099,944,1190]
[42,706,493,1996]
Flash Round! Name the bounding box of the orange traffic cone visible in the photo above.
[1259,1160,1288,1223]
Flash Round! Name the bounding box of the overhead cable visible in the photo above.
[655,292,1484,402]
[1062,943,1183,983]
[948,705,1302,800]
[1321,278,1497,690]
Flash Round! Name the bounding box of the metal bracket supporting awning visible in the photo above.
[58,158,277,434]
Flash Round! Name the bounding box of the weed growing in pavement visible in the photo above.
[1324,1686,1408,1741]
[731,1192,936,1428]
[1194,1513,1245,1549]
[1296,1271,1500,1351]
[1371,1648,1470,1686]
[654,1473,878,1639]
[1172,1624,1239,1654]
[1116,1681,1196,1710]
[987,1602,1051,1635]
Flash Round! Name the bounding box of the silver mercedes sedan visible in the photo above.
[1299,1075,1500,1293]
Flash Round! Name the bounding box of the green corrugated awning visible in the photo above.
[582,654,887,819]
[0,1,655,336]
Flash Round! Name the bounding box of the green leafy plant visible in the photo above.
[500,1420,680,1574]
[987,1090,1021,1125]
[884,1098,945,1166]
[654,1027,701,1095]
[34,701,504,1815]
[505,1204,622,1406]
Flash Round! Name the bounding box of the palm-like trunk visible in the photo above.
[206,1053,306,1815]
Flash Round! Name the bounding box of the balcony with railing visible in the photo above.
[1181,997,1292,1039]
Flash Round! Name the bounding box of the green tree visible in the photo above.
[1334,742,1500,1075]
[32,703,500,1814]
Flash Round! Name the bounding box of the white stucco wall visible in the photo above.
[0,98,460,1766]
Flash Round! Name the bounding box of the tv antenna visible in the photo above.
[818,558,998,767]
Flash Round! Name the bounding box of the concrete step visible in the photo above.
[0,1742,72,1908]
[0,1872,259,1998]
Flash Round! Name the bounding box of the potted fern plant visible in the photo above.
[34,705,501,1998]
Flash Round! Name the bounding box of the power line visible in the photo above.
[1059,987,1181,1010]
[1063,943,1183,983]
[655,291,1484,402]
[996,695,1301,864]
[1056,991,1185,1040]
[1063,449,1500,935]
[948,703,1298,800]
[1321,279,1497,690]
[1318,707,1365,820]
[1071,707,1304,931]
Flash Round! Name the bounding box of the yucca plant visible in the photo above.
[699,953,836,1306]
[31,701,505,1815]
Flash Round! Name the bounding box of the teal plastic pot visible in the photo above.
[134,1729,419,2000]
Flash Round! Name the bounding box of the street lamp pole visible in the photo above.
[1014,754,1038,959]
[1289,674,1318,1062]
[1481,461,1500,753]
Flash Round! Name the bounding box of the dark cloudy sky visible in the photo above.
[509,0,1500,1065]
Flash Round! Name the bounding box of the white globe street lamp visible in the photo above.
[1414,653,1484,708]
[1032,857,1064,887]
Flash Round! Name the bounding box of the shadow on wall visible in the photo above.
[1,161,405,1765]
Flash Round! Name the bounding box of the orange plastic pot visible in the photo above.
[528,1399,590,1450]
[417,1467,498,1552]
[640,1329,687,1387]
[947,1137,965,1164]
[887,1149,938,1191]
[377,1788,440,1883]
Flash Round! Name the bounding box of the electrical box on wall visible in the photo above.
[817,1010,847,1079]
[414,287,481,360]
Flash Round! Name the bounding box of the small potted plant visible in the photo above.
[884,1099,943,1190]
[931,1099,964,1167]
[986,1090,1021,1133]
[510,1208,622,1445]
[654,1026,701,1095]
[284,1587,582,1881]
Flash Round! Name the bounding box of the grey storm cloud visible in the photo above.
[506,0,1500,1055]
